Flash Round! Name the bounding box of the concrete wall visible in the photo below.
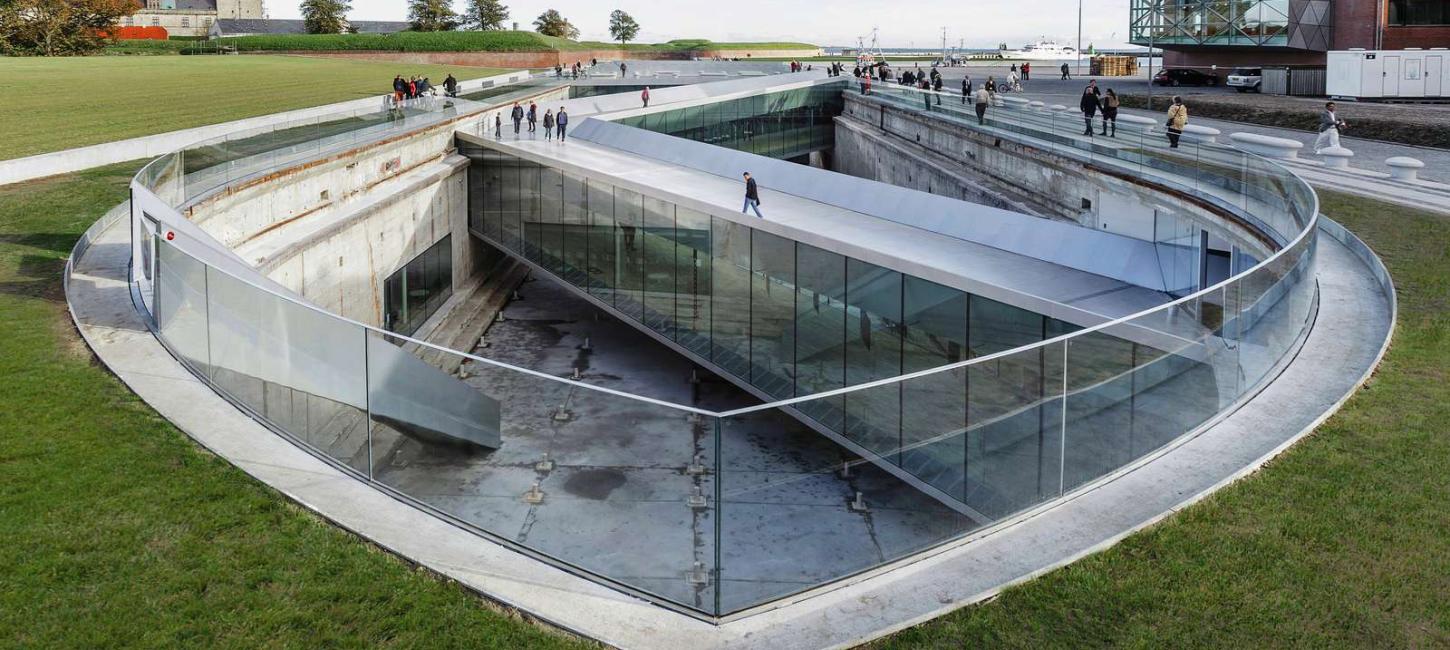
[833,93,1270,257]
[184,120,475,326]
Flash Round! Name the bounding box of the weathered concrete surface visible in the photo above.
[69,193,1392,648]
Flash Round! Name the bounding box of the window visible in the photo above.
[382,235,453,335]
[1389,0,1450,25]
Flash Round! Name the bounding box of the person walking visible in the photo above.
[1165,96,1188,148]
[619,61,628,76]
[862,73,872,95]
[443,73,458,98]
[1079,83,1101,136]
[527,102,538,133]
[543,109,555,140]
[392,75,406,105]
[973,86,991,124]
[494,112,502,139]
[556,107,569,141]
[961,75,971,104]
[641,86,651,107]
[742,172,764,218]
[1060,62,1071,80]
[1313,101,1347,153]
[984,75,997,94]
[510,102,524,135]
[1101,89,1119,136]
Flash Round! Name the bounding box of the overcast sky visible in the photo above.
[268,0,1138,49]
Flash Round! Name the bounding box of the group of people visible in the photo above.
[1077,79,1122,137]
[391,74,458,105]
[494,101,570,141]
[554,61,593,79]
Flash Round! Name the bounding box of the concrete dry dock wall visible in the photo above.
[183,119,475,328]
[833,94,1273,260]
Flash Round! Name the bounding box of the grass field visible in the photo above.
[0,56,504,161]
[1,158,1444,645]
[0,163,587,648]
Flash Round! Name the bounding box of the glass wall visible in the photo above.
[383,235,453,335]
[613,85,844,160]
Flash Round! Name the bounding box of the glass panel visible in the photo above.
[900,277,968,499]
[156,240,211,375]
[674,207,712,355]
[793,243,847,429]
[614,187,645,320]
[587,179,616,302]
[750,230,795,398]
[710,217,751,379]
[843,258,902,463]
[561,173,589,288]
[640,196,676,336]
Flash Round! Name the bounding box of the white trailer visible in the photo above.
[1327,48,1449,99]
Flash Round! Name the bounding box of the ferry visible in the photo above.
[1003,40,1078,61]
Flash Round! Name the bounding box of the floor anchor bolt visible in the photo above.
[849,491,870,513]
[523,482,546,505]
[686,454,707,475]
[687,486,708,509]
[535,453,556,473]
[686,561,710,586]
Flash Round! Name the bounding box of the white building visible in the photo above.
[119,0,264,38]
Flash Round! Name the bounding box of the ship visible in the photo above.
[1003,39,1078,61]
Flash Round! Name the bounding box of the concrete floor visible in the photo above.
[368,273,975,614]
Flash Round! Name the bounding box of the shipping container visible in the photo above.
[1328,48,1449,99]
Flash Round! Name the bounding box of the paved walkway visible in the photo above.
[69,194,1392,647]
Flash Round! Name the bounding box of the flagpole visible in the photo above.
[1076,0,1083,76]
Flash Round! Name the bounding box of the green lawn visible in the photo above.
[0,56,505,161]
[1,158,1444,647]
[874,191,1449,647]
[0,163,585,648]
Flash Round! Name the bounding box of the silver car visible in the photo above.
[1227,67,1262,93]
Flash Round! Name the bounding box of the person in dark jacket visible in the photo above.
[742,172,763,217]
[543,109,555,140]
[1021,62,1031,81]
[443,74,458,97]
[1101,88,1119,136]
[556,108,569,141]
[1060,62,1071,80]
[527,102,538,133]
[494,112,502,138]
[1080,83,1101,136]
[392,75,406,104]
[961,75,972,104]
[510,102,524,135]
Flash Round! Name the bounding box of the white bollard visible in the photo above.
[1181,124,1221,144]
[1229,132,1304,160]
[1385,156,1425,182]
[1318,146,1354,169]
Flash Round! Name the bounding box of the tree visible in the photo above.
[607,9,638,46]
[461,0,508,31]
[408,0,458,32]
[0,0,135,56]
[532,9,577,39]
[300,0,349,34]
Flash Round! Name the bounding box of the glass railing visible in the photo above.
[129,79,1318,619]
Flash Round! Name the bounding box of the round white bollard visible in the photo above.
[1115,113,1157,135]
[1029,100,1046,111]
[1385,156,1425,182]
[1000,96,1030,110]
[1318,146,1354,169]
[1229,132,1304,160]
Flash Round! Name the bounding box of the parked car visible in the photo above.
[1227,67,1263,92]
[1153,68,1219,87]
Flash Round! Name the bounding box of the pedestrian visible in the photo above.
[1080,83,1101,136]
[443,73,458,98]
[494,112,502,138]
[510,102,524,135]
[543,109,555,140]
[985,75,997,94]
[1022,62,1031,81]
[527,102,538,133]
[1008,69,1020,92]
[1010,63,1017,74]
[556,107,569,141]
[1101,88,1119,136]
[742,172,763,217]
[1313,101,1347,153]
[862,73,872,95]
[555,64,563,78]
[592,57,597,66]
[1060,62,1071,80]
[392,75,406,104]
[1165,96,1188,148]
[974,86,991,124]
[641,86,650,107]
[620,61,628,76]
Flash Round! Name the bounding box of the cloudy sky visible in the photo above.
[269,0,1138,49]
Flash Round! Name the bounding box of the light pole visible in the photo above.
[1076,0,1084,76]
[1146,2,1156,111]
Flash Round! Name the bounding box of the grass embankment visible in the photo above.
[0,163,587,648]
[877,190,1449,647]
[196,31,817,54]
[0,56,504,161]
[1119,94,1450,149]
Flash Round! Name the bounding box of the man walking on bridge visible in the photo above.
[742,172,764,218]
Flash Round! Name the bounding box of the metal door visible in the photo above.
[1428,56,1444,97]
[1383,55,1401,96]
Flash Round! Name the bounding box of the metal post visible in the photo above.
[1076,0,1084,76]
